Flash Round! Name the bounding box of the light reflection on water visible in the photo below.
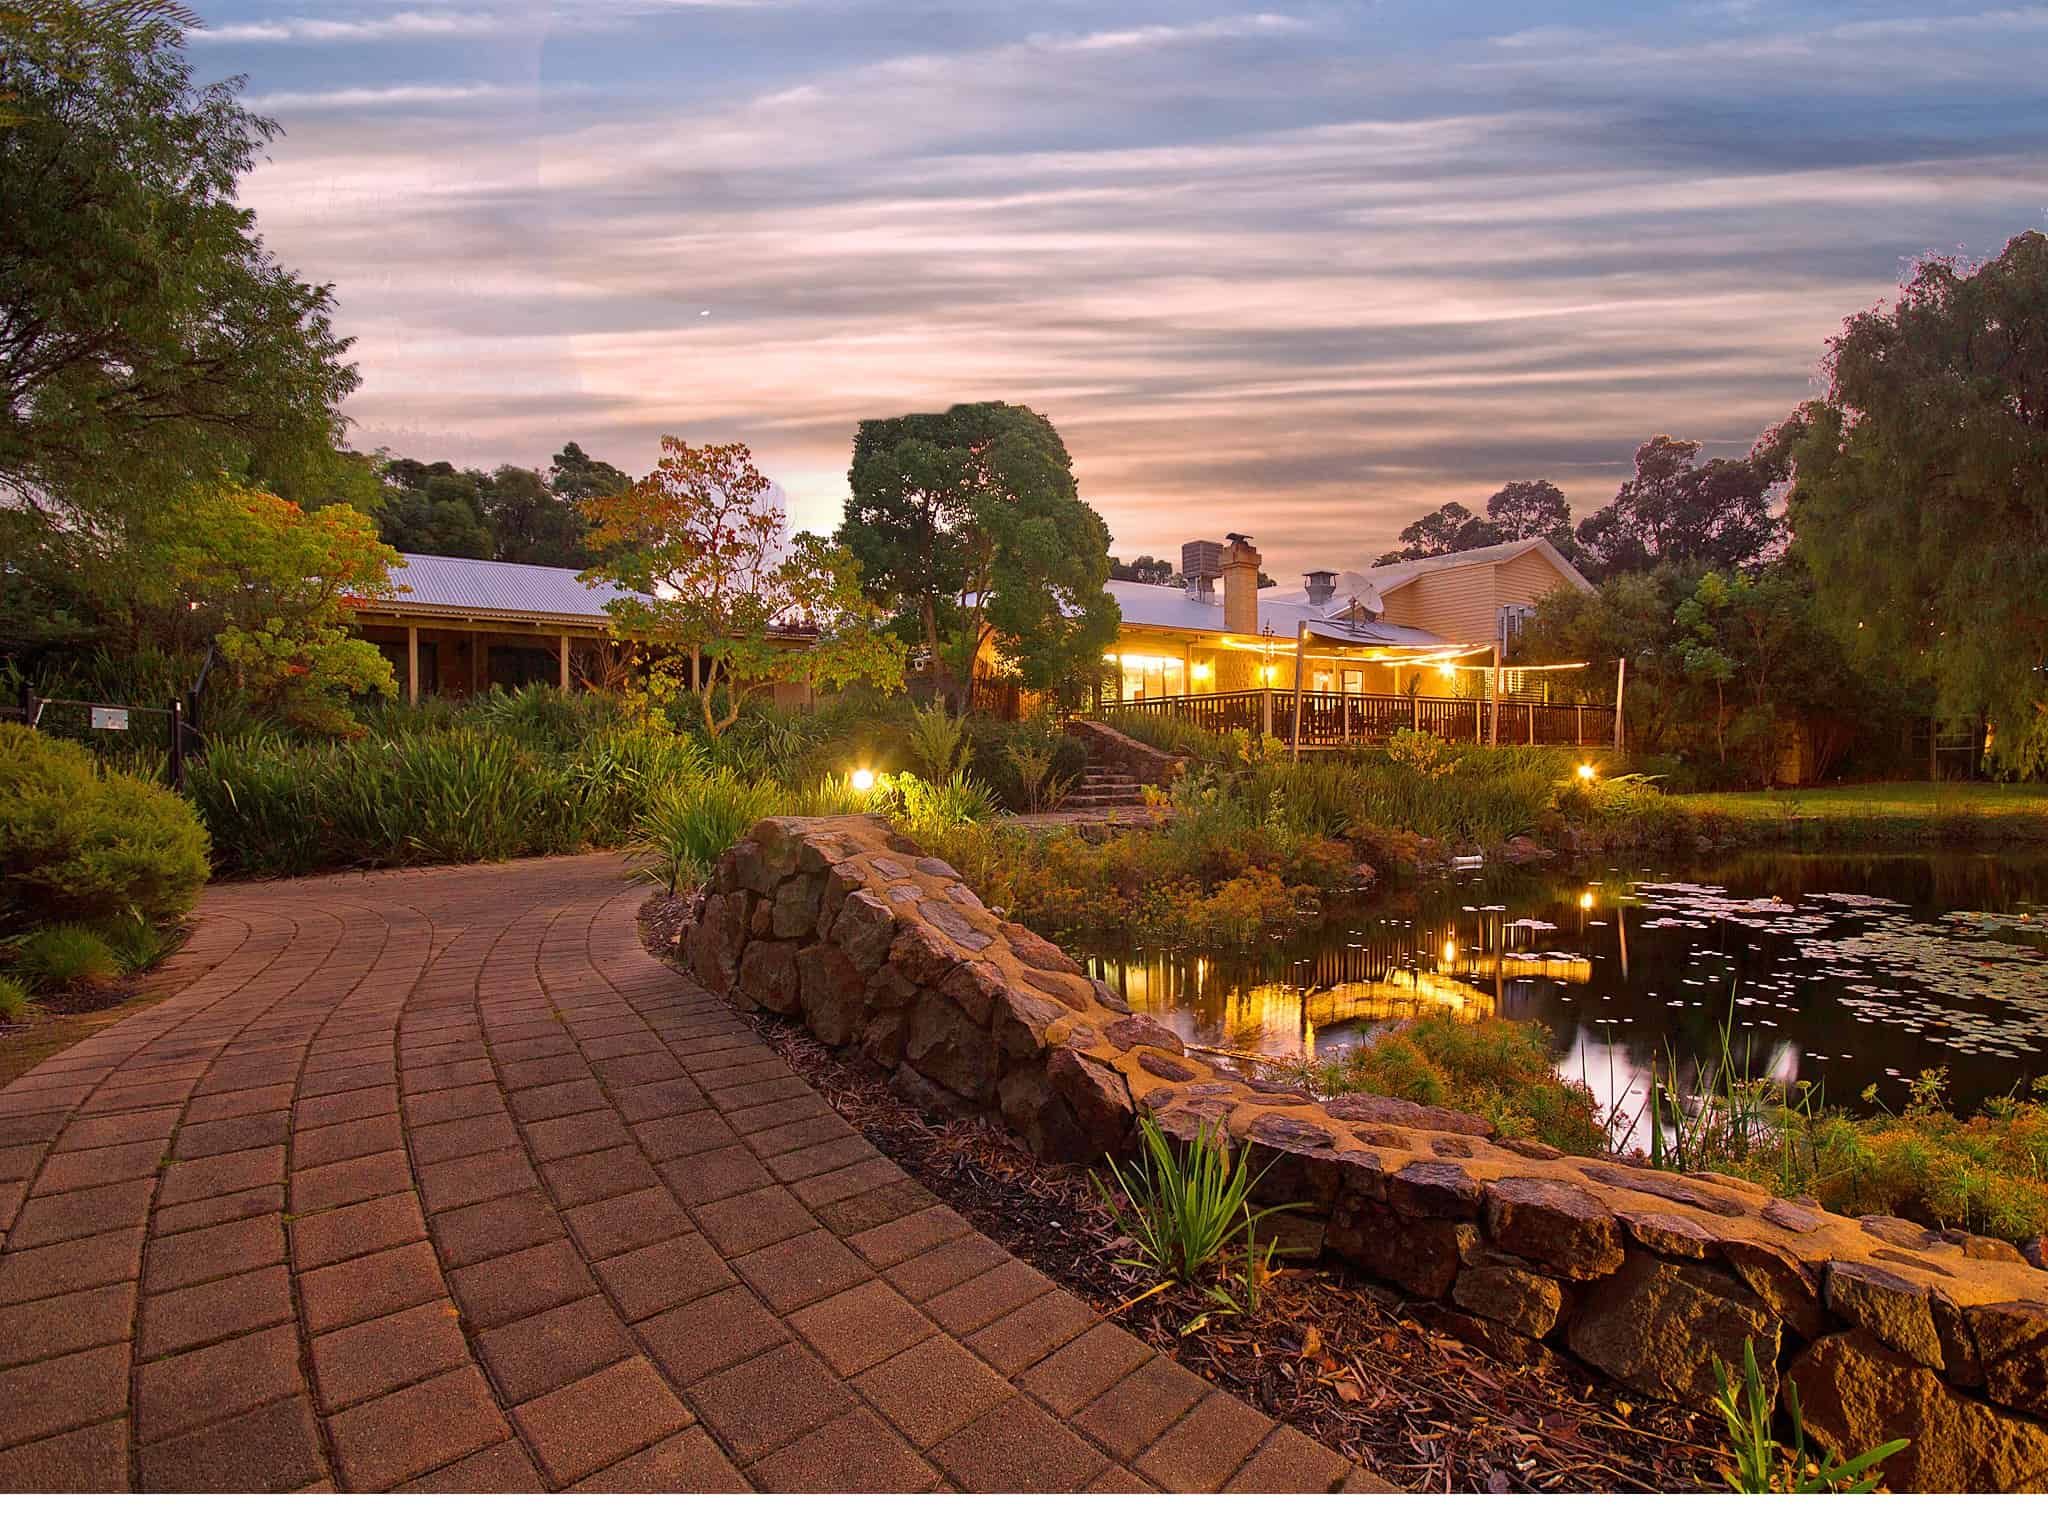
[1076,851,2048,1127]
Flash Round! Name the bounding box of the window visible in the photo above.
[1498,604,1536,656]
[1107,654,1186,700]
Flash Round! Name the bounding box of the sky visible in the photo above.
[192,1,2048,582]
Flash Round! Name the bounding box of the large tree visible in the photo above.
[372,457,491,557]
[1110,554,1177,585]
[1374,501,1487,565]
[1777,230,2048,774]
[483,464,586,567]
[1573,435,1785,579]
[584,438,905,736]
[838,402,1118,700]
[0,1,357,545]
[1484,479,1573,545]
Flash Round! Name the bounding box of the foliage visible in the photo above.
[1712,1337,1905,1494]
[961,714,1087,812]
[0,974,28,1024]
[1091,1115,1295,1284]
[1281,1011,1605,1154]
[1573,434,1787,579]
[904,698,968,780]
[361,443,630,565]
[793,772,876,816]
[98,913,178,974]
[0,725,210,932]
[1109,554,1178,584]
[1374,480,1573,566]
[10,924,121,991]
[891,770,999,839]
[0,1,358,565]
[838,402,1119,703]
[583,437,906,736]
[1777,231,2048,776]
[631,771,785,896]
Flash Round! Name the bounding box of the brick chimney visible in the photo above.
[1221,533,1261,635]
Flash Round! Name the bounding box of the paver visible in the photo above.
[0,853,1370,1494]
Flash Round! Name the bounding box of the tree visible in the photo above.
[838,402,1118,700]
[0,2,357,545]
[1485,479,1573,545]
[371,458,491,557]
[584,438,905,736]
[1574,435,1785,579]
[483,464,586,567]
[1375,501,1487,565]
[162,483,399,732]
[549,441,631,508]
[1777,230,2048,775]
[1110,554,1177,585]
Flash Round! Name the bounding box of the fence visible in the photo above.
[12,683,201,790]
[1093,688,1616,752]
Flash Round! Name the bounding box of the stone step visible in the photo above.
[1063,790,1147,808]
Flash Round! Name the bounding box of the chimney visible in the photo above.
[1220,533,1261,635]
[1304,570,1336,606]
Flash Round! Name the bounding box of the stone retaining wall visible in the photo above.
[678,815,2048,1492]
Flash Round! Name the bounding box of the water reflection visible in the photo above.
[1078,851,2048,1122]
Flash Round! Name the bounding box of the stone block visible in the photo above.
[1454,1255,1566,1338]
[1327,1192,1472,1299]
[1567,1251,1779,1408]
[771,874,825,940]
[903,991,998,1104]
[1484,1176,1624,1281]
[736,940,801,1015]
[796,944,866,1047]
[830,890,897,973]
[1824,1260,1944,1370]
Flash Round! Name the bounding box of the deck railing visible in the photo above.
[1092,689,1615,751]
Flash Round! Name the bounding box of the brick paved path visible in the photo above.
[0,855,1378,1493]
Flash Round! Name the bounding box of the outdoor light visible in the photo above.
[1579,891,1595,911]
[1441,939,1457,965]
[1192,662,1212,681]
[1577,762,1598,782]
[1437,663,1456,680]
[850,768,875,793]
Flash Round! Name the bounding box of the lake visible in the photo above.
[1076,850,2048,1131]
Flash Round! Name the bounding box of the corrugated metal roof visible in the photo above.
[366,553,643,622]
[1106,580,1447,648]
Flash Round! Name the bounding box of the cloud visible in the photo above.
[195,9,508,45]
[211,5,2048,577]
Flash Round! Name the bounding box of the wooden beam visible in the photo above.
[470,636,481,694]
[558,633,571,692]
[406,625,419,703]
[1614,656,1627,753]
[1489,645,1500,747]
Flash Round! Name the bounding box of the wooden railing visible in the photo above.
[1094,689,1616,751]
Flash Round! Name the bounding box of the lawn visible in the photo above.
[1683,780,2048,841]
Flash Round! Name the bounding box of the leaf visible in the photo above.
[1301,1324,1324,1359]
[1333,1377,1364,1404]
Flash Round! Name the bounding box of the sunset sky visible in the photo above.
[196,2,2048,580]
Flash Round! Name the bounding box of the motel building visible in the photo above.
[1083,534,1619,750]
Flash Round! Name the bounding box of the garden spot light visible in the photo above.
[1579,890,1595,911]
[1576,762,1597,782]
[850,768,875,793]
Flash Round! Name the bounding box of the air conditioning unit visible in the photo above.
[1182,539,1222,596]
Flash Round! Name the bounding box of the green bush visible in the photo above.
[962,716,1087,811]
[0,724,211,931]
[12,924,123,991]
[632,771,788,895]
[99,913,179,973]
[0,974,30,1024]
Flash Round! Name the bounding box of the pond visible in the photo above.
[1076,850,2048,1132]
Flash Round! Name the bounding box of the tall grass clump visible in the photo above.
[632,771,787,895]
[11,925,123,990]
[905,699,968,781]
[0,974,30,1024]
[1092,1115,1294,1284]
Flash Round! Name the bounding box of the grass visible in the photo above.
[1092,1114,1292,1285]
[1684,781,2048,843]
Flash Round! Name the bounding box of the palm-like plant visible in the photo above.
[1091,1114,1299,1284]
[1711,1338,1906,1493]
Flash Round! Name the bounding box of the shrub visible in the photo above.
[11,924,123,990]
[893,769,999,838]
[0,975,30,1024]
[1092,1115,1294,1284]
[0,724,210,931]
[961,716,1087,811]
[98,913,179,973]
[632,771,787,895]
[905,698,968,781]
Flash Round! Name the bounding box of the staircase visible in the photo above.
[1062,766,1146,810]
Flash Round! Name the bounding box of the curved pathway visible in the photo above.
[0,855,1375,1493]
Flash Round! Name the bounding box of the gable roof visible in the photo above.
[1366,535,1594,596]
[1105,580,1447,648]
[359,552,639,626]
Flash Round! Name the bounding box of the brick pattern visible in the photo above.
[0,854,1376,1494]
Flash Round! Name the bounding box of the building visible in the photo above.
[351,552,816,706]
[1097,532,1595,704]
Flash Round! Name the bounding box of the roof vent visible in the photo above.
[1182,539,1222,598]
[1304,570,1336,605]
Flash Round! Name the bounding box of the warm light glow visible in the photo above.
[1191,661,1212,681]
[1437,663,1457,680]
[1258,664,1277,683]
[1576,762,1598,782]
[1441,939,1457,964]
[850,768,875,793]
[1579,891,1595,911]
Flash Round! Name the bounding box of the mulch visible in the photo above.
[638,896,1728,1493]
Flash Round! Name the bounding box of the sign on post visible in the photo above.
[90,706,130,731]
